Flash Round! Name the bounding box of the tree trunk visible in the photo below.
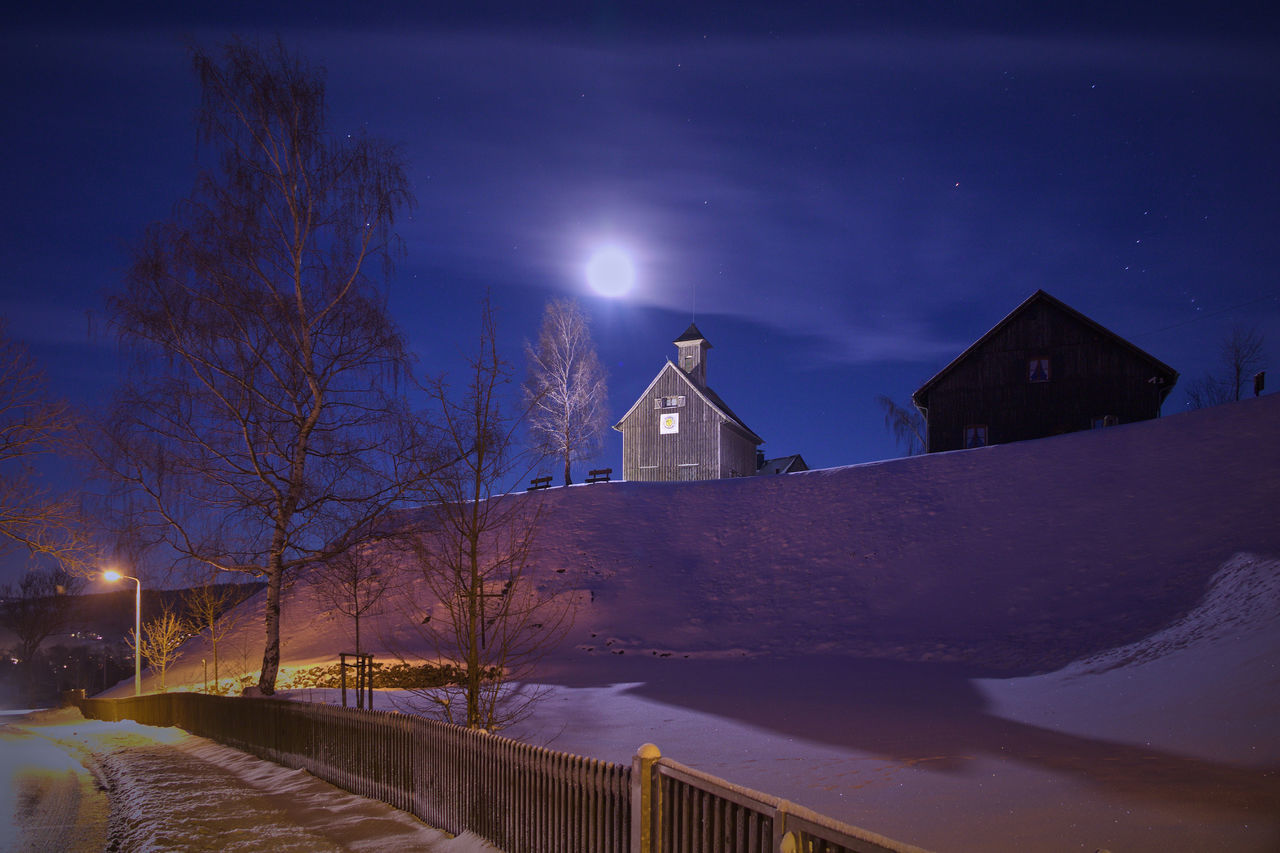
[563,453,572,487]
[258,564,283,694]
[468,533,482,727]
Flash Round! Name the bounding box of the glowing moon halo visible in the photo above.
[585,246,636,297]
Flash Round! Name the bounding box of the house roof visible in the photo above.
[674,322,711,346]
[912,289,1179,408]
[613,360,763,445]
[756,454,808,475]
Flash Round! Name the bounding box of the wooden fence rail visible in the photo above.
[71,693,927,853]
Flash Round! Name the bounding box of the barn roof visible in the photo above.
[613,360,763,445]
[912,289,1179,408]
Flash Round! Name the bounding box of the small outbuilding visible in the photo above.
[912,290,1178,452]
[755,453,809,475]
[614,324,763,481]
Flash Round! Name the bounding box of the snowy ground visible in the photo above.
[271,553,1279,852]
[0,708,497,852]
[92,394,1280,852]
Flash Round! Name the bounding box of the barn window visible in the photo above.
[963,424,988,448]
[1027,357,1051,383]
[1091,415,1118,429]
[655,395,686,409]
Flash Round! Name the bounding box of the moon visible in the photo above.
[585,246,636,297]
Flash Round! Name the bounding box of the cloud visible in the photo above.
[305,26,1271,367]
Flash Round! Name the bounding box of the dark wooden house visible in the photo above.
[912,290,1178,453]
[614,324,763,481]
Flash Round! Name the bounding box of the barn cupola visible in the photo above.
[674,323,711,386]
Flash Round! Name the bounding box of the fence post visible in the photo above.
[773,799,792,852]
[631,743,661,853]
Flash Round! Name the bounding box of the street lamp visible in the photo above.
[103,570,141,697]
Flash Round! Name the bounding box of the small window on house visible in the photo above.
[1091,415,1119,429]
[655,395,686,409]
[964,424,988,448]
[1028,357,1051,383]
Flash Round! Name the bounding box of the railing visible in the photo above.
[632,745,927,853]
[71,694,928,853]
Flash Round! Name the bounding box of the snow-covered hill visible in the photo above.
[154,392,1280,682]
[117,394,1280,852]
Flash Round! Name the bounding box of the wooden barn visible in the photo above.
[614,324,763,481]
[912,290,1178,453]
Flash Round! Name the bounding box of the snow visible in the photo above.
[979,552,1280,764]
[2,709,497,852]
[98,394,1280,852]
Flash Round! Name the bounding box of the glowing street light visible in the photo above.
[103,570,142,697]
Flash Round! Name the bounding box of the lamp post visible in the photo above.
[103,570,141,697]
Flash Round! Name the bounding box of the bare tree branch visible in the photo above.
[94,39,425,694]
[183,573,254,693]
[523,298,609,486]
[307,541,390,658]
[1185,325,1267,409]
[876,394,926,456]
[0,325,90,569]
[0,567,84,667]
[134,607,191,693]
[396,297,574,730]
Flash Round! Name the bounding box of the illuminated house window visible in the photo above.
[964,424,988,448]
[1091,415,1118,429]
[1028,357,1051,383]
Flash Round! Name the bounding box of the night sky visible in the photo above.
[3,3,1278,519]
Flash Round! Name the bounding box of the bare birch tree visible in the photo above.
[399,298,573,730]
[97,39,424,694]
[0,325,87,568]
[135,608,191,693]
[523,298,609,485]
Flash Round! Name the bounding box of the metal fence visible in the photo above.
[72,693,928,853]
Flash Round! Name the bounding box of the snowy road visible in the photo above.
[0,711,108,853]
[1,709,496,852]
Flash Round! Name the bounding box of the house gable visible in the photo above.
[614,354,763,482]
[913,290,1178,452]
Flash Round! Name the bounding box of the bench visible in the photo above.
[528,476,552,491]
[586,468,612,484]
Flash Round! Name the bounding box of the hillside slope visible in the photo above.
[516,391,1280,675]
[145,393,1279,689]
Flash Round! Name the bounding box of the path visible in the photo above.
[1,708,496,852]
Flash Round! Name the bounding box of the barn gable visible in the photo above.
[912,290,1178,453]
[614,325,763,481]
